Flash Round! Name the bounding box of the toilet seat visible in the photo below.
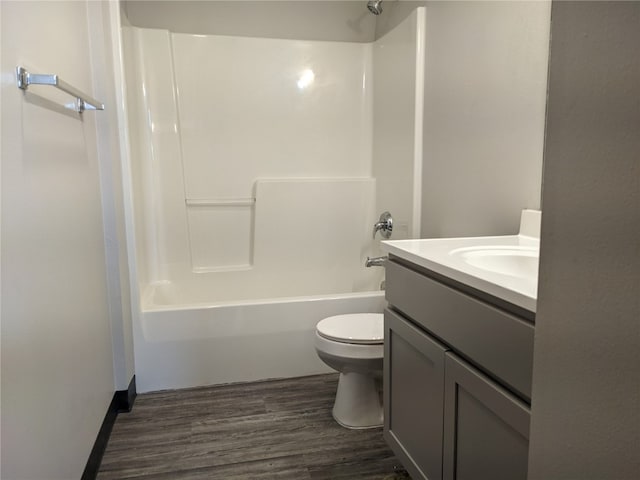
[316,313,383,345]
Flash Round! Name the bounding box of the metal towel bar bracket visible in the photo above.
[16,66,104,113]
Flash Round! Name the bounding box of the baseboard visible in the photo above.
[114,374,137,413]
[81,376,137,480]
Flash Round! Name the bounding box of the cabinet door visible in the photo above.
[384,308,448,480]
[443,353,530,480]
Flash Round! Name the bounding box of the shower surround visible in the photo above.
[122,9,425,392]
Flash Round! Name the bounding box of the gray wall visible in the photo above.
[122,0,376,42]
[375,0,425,38]
[528,2,640,479]
[419,1,550,237]
[379,2,549,238]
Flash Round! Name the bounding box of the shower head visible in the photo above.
[367,0,383,15]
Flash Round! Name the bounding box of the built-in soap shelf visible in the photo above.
[184,178,377,276]
[185,198,256,207]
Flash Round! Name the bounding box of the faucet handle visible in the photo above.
[373,211,393,239]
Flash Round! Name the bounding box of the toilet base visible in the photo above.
[332,371,383,429]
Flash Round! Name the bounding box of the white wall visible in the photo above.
[88,1,136,393]
[173,34,373,201]
[122,0,376,42]
[377,1,550,238]
[1,1,124,477]
[124,27,381,302]
[372,7,425,240]
[529,2,640,478]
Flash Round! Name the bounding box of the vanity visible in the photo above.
[380,210,539,480]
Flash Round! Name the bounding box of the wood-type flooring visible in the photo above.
[97,374,410,479]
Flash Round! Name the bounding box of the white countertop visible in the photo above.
[381,234,539,312]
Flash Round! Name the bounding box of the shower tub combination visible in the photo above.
[122,9,425,392]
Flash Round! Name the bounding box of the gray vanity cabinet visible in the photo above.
[443,353,530,480]
[384,308,448,480]
[384,257,534,480]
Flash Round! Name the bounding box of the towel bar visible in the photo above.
[16,66,104,113]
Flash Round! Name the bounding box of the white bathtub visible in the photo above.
[121,23,422,393]
[135,288,386,393]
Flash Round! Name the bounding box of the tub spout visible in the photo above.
[365,256,387,268]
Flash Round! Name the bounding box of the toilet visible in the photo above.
[314,313,384,429]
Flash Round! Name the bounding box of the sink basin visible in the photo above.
[449,246,539,279]
[380,209,542,312]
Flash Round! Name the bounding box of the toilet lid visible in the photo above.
[316,313,383,345]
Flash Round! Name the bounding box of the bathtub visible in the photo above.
[135,286,386,393]
[121,21,422,393]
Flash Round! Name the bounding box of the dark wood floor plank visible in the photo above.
[114,388,267,422]
[98,445,188,479]
[98,374,408,479]
[121,455,312,480]
[306,444,399,479]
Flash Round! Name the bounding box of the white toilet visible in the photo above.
[314,313,384,429]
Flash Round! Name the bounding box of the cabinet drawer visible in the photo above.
[386,260,534,400]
